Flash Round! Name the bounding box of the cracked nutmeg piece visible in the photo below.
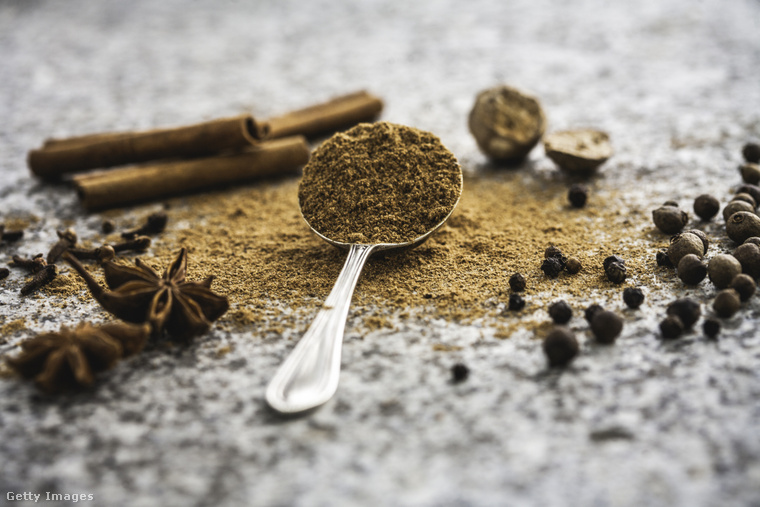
[544,129,613,173]
[63,248,229,341]
[5,321,149,393]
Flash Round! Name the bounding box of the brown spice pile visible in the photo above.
[299,122,462,244]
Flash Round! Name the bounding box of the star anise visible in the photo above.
[6,321,149,393]
[63,248,229,341]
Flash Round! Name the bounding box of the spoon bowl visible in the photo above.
[265,171,462,414]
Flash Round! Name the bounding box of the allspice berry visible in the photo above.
[678,254,707,285]
[591,310,623,344]
[548,300,572,324]
[565,257,582,274]
[707,254,742,289]
[684,229,709,255]
[722,200,754,222]
[652,205,688,234]
[544,129,613,173]
[733,242,760,279]
[713,289,741,318]
[623,287,645,309]
[542,327,579,368]
[568,184,588,208]
[509,272,526,292]
[743,142,760,163]
[729,273,756,301]
[468,85,546,161]
[703,318,721,339]
[726,212,760,244]
[732,192,757,209]
[667,232,704,266]
[659,315,684,340]
[666,298,701,329]
[744,237,760,247]
[737,184,760,205]
[740,163,760,186]
[693,194,720,221]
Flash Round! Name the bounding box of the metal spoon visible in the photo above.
[265,176,463,414]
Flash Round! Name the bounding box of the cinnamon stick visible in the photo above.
[73,136,309,210]
[266,90,383,140]
[29,115,269,179]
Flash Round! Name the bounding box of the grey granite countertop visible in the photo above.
[1,1,760,506]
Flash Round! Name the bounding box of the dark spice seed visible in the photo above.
[659,315,684,339]
[121,211,169,239]
[101,219,115,234]
[722,200,754,222]
[713,289,741,318]
[541,257,563,278]
[623,287,645,309]
[707,254,742,289]
[47,228,77,265]
[508,293,526,311]
[743,142,760,164]
[732,192,757,209]
[544,246,567,267]
[703,318,721,339]
[603,255,625,271]
[605,262,627,284]
[508,272,526,292]
[591,310,623,344]
[451,363,469,383]
[668,232,704,266]
[652,205,688,234]
[565,257,582,274]
[729,273,756,301]
[693,194,720,221]
[733,243,760,279]
[727,212,760,245]
[663,200,680,207]
[744,237,760,246]
[542,327,579,368]
[1,229,24,242]
[737,184,760,205]
[112,236,152,253]
[568,184,588,208]
[684,229,709,255]
[656,250,674,268]
[548,300,572,324]
[677,254,707,285]
[666,298,701,329]
[11,254,47,273]
[584,304,604,323]
[0,267,9,280]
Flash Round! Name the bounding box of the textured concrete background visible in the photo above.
[1,1,760,506]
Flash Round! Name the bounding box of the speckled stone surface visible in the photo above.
[1,1,760,506]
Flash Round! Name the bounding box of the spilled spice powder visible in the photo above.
[299,122,462,244]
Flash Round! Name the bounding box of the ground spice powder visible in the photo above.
[299,122,462,244]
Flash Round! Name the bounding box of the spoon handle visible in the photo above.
[266,244,378,414]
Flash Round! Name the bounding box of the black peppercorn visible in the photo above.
[541,257,563,278]
[659,315,684,339]
[603,255,625,271]
[743,142,760,164]
[713,289,741,318]
[544,245,564,260]
[565,257,582,274]
[542,327,579,368]
[622,287,645,309]
[730,273,756,301]
[666,298,700,329]
[451,363,469,383]
[584,304,603,323]
[677,254,707,285]
[652,205,688,234]
[591,310,623,344]
[605,261,627,284]
[508,293,526,311]
[656,250,674,268]
[508,272,526,292]
[548,300,572,324]
[568,184,588,208]
[703,318,721,339]
[693,194,720,221]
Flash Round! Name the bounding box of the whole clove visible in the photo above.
[121,212,168,239]
[0,224,24,243]
[47,228,77,264]
[11,254,47,273]
[20,264,57,296]
[112,236,151,253]
[67,245,116,263]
